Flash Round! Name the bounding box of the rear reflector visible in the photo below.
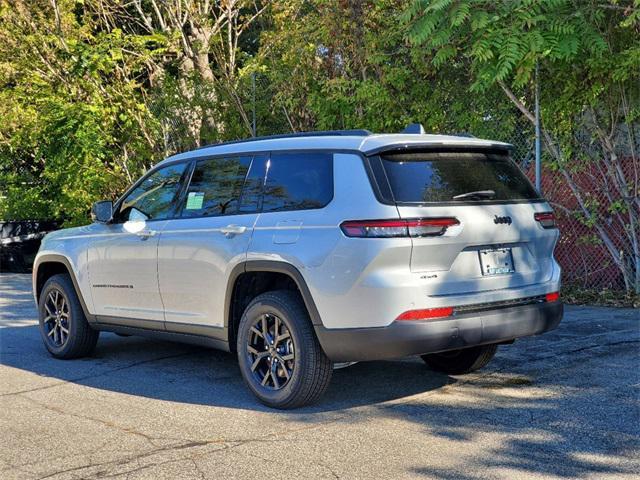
[534,211,557,229]
[398,293,560,321]
[340,218,459,238]
[396,307,454,321]
[545,291,560,302]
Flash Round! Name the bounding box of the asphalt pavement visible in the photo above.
[1,273,638,479]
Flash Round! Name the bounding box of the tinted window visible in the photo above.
[380,152,539,203]
[238,155,267,214]
[117,162,188,222]
[181,156,251,217]
[262,153,333,212]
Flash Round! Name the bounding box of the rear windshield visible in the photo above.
[378,151,540,203]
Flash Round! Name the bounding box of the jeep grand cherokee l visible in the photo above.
[33,127,562,408]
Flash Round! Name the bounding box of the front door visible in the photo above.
[87,161,190,326]
[157,154,266,334]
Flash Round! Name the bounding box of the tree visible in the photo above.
[90,0,267,146]
[0,0,267,225]
[0,0,162,224]
[255,0,523,136]
[405,0,640,293]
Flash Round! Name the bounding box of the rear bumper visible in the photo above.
[315,301,563,362]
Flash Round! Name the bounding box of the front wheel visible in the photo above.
[38,274,99,359]
[421,344,498,374]
[236,290,332,409]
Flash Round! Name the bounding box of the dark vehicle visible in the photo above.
[1,220,58,272]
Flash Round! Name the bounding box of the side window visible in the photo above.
[181,156,251,218]
[116,162,188,222]
[238,155,267,214]
[262,153,333,212]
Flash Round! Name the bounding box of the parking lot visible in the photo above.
[0,272,638,479]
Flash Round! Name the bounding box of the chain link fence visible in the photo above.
[483,113,632,292]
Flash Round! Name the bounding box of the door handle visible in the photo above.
[136,230,156,240]
[220,225,247,236]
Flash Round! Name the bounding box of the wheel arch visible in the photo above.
[225,260,322,351]
[33,254,95,322]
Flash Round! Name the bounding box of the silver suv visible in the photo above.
[33,127,562,408]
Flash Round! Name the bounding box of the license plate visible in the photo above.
[479,248,515,276]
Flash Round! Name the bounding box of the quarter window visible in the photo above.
[261,153,333,212]
[181,156,252,217]
[116,162,188,222]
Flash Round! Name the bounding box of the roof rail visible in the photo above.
[401,123,426,134]
[453,132,476,138]
[196,129,373,151]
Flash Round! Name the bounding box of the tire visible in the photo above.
[236,290,333,409]
[38,273,99,359]
[421,344,498,375]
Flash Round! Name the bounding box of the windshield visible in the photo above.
[378,151,540,204]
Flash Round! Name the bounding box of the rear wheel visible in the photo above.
[237,290,332,409]
[421,344,498,374]
[38,274,99,359]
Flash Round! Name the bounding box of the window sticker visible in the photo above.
[186,191,205,210]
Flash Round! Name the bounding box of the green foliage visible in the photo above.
[405,0,640,293]
[0,1,274,225]
[0,1,162,225]
[405,0,632,90]
[0,0,565,226]
[1,0,637,298]
[255,0,522,138]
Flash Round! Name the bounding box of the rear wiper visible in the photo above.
[453,190,496,200]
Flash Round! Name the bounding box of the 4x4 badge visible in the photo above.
[494,215,512,225]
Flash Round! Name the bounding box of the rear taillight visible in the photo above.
[396,307,454,321]
[534,212,557,229]
[340,218,459,238]
[545,291,560,302]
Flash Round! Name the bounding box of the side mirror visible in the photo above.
[91,201,113,223]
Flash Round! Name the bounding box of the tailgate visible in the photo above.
[397,203,558,294]
[372,149,559,295]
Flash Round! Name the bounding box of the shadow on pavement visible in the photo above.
[0,323,452,412]
[1,273,638,478]
[2,322,638,478]
[1,273,452,411]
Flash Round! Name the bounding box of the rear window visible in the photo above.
[378,151,540,203]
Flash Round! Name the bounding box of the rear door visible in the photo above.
[157,155,265,332]
[372,149,558,295]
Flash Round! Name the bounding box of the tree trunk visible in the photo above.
[188,27,223,140]
[499,81,638,293]
[177,56,203,146]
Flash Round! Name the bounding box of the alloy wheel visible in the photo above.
[42,289,70,347]
[246,313,295,390]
